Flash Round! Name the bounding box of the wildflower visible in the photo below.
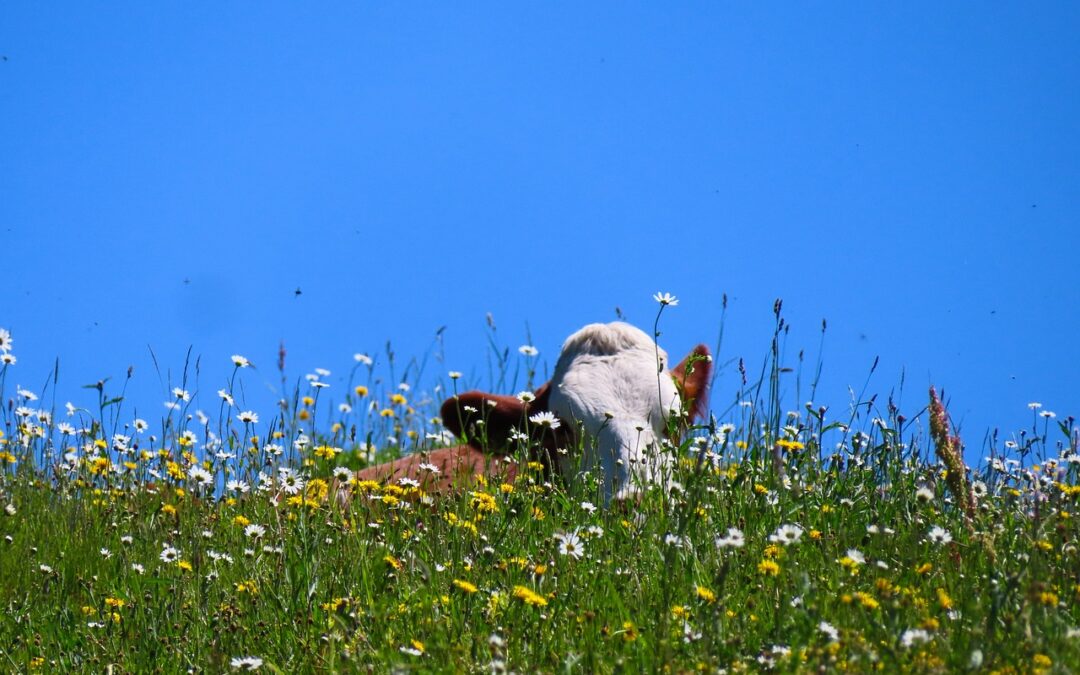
[400,640,425,656]
[0,353,15,365]
[453,579,479,594]
[758,559,780,576]
[716,527,745,549]
[131,563,145,574]
[901,628,932,648]
[927,525,952,545]
[3,504,15,516]
[448,370,462,379]
[696,586,717,603]
[0,328,11,352]
[653,292,679,306]
[188,465,214,487]
[529,411,561,429]
[518,345,539,357]
[512,585,548,607]
[231,355,251,368]
[278,468,305,495]
[769,524,804,546]
[172,387,191,402]
[230,656,264,670]
[621,620,639,641]
[555,531,584,559]
[819,621,839,642]
[218,389,235,406]
[516,391,535,403]
[244,524,266,539]
[39,564,52,574]
[237,411,259,424]
[159,546,180,564]
[100,548,112,559]
[580,501,597,514]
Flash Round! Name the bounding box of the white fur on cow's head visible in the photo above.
[547,322,682,502]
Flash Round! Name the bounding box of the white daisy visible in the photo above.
[529,411,561,430]
[231,355,251,368]
[768,524,804,546]
[653,291,679,306]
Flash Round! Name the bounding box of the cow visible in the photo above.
[344,322,711,503]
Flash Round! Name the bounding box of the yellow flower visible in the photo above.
[233,515,251,527]
[354,385,368,397]
[391,393,408,406]
[776,438,804,451]
[513,585,548,607]
[672,605,689,619]
[1040,591,1059,606]
[809,529,822,540]
[178,560,193,572]
[235,580,258,595]
[621,620,639,642]
[936,588,952,610]
[380,408,395,418]
[696,586,716,603]
[758,560,780,576]
[1033,654,1052,669]
[384,555,403,571]
[104,597,126,609]
[452,579,478,594]
[302,396,314,407]
[916,562,933,575]
[469,491,498,513]
[854,591,879,609]
[162,504,178,516]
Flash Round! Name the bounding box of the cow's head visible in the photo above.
[442,322,711,500]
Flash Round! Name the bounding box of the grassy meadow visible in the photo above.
[0,305,1078,673]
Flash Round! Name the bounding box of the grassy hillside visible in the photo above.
[0,316,1077,673]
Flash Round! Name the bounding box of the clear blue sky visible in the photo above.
[2,3,1077,455]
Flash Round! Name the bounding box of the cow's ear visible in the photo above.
[670,344,712,421]
[441,383,550,452]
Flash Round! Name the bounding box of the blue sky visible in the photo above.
[2,3,1078,454]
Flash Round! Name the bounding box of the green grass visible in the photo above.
[0,309,1077,673]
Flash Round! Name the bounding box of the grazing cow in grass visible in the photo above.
[349,322,710,503]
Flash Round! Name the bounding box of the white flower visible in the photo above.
[231,355,251,368]
[653,292,679,306]
[218,389,235,406]
[278,468,305,495]
[332,467,354,482]
[769,524,804,546]
[418,463,440,475]
[0,328,12,352]
[516,391,536,403]
[0,353,15,365]
[916,486,935,503]
[529,411,561,429]
[555,531,584,559]
[716,527,745,549]
[39,564,52,574]
[100,548,112,559]
[160,546,180,563]
[927,525,952,545]
[399,645,423,657]
[1028,402,1042,410]
[131,563,145,575]
[172,387,191,402]
[518,345,539,357]
[354,353,373,365]
[244,524,266,539]
[580,501,597,514]
[3,504,15,516]
[844,548,866,565]
[120,535,133,545]
[398,477,420,488]
[17,388,37,401]
[237,411,259,424]
[819,621,839,643]
[230,656,264,670]
[188,465,214,487]
[448,371,462,380]
[901,628,932,648]
[338,403,352,414]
